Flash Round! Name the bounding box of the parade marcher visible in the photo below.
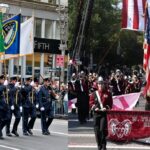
[20,77,36,136]
[75,71,89,124]
[5,76,21,137]
[145,95,150,111]
[0,75,10,139]
[90,76,113,150]
[38,78,54,135]
[110,71,125,96]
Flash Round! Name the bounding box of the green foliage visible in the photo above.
[68,0,144,67]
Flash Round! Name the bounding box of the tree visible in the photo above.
[68,0,144,70]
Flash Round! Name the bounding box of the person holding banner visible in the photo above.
[90,76,113,150]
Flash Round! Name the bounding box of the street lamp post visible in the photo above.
[56,0,68,83]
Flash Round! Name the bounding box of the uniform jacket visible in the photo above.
[20,84,33,108]
[0,84,8,111]
[90,89,113,115]
[38,85,51,109]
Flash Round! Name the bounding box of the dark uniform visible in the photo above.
[0,75,10,139]
[75,77,89,124]
[20,78,36,135]
[6,77,21,137]
[38,79,54,135]
[90,83,113,150]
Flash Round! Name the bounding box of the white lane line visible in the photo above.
[69,134,95,137]
[15,126,68,137]
[0,145,21,150]
[68,145,150,149]
[32,128,68,136]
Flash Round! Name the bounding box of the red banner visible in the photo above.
[107,110,150,142]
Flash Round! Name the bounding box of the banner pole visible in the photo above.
[32,10,35,104]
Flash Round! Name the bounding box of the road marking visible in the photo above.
[14,126,68,137]
[0,145,21,150]
[68,145,150,149]
[69,134,95,137]
[32,128,68,136]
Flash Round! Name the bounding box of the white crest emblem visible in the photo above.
[109,119,132,138]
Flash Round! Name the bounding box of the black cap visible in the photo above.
[0,75,5,80]
[10,76,17,81]
[26,77,32,81]
[44,78,50,82]
[34,77,38,83]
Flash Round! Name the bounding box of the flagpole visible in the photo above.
[32,10,35,104]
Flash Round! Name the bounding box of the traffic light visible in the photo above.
[47,55,53,67]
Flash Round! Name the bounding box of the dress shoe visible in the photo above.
[12,130,19,137]
[23,132,29,136]
[27,129,33,135]
[46,130,50,135]
[42,132,49,135]
[0,136,4,140]
[6,133,12,137]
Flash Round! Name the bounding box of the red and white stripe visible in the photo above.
[143,38,150,95]
[143,38,148,71]
[122,0,146,31]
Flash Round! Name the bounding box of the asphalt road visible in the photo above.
[68,113,150,150]
[0,118,68,150]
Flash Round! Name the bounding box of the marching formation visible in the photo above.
[68,68,144,150]
[0,75,62,139]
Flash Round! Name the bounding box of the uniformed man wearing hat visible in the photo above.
[5,76,21,137]
[20,77,36,136]
[38,78,54,135]
[90,76,113,150]
[0,75,10,139]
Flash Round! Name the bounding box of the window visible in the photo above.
[55,21,60,39]
[35,18,42,37]
[45,19,53,39]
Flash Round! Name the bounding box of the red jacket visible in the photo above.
[90,89,113,110]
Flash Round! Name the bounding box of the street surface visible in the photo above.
[0,118,68,150]
[68,96,150,150]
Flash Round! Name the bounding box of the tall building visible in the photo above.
[0,0,68,81]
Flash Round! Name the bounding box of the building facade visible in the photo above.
[0,0,68,82]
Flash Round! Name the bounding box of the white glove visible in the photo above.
[20,106,23,112]
[30,81,35,86]
[15,82,19,87]
[101,107,106,111]
[11,105,15,110]
[40,107,45,111]
[36,104,39,109]
[4,80,8,86]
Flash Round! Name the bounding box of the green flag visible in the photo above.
[0,12,4,53]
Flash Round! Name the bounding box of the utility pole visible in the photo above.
[56,0,68,83]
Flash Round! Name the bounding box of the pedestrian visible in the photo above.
[90,76,113,150]
[38,78,54,135]
[5,76,21,137]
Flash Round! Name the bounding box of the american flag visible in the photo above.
[122,0,146,31]
[143,38,150,95]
